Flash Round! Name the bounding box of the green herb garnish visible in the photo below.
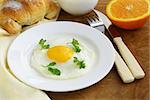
[48,67,61,76]
[71,39,81,53]
[46,62,61,76]
[39,39,50,49]
[73,57,86,69]
[47,62,56,67]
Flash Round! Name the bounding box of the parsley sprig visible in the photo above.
[71,39,81,53]
[48,68,61,76]
[46,62,61,76]
[47,62,56,66]
[39,39,50,49]
[73,57,86,69]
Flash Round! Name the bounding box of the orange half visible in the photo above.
[106,0,150,30]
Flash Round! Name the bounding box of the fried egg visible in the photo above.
[31,38,95,79]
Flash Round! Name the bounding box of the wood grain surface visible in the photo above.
[47,0,150,100]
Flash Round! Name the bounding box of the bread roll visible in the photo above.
[0,0,60,35]
[45,0,60,19]
[0,12,22,34]
[2,0,31,25]
[17,0,47,25]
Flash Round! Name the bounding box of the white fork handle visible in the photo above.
[114,37,145,79]
[115,50,134,83]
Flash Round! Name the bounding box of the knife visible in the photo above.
[88,10,134,83]
[94,10,145,79]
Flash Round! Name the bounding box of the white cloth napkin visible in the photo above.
[0,36,50,100]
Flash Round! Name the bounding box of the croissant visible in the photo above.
[0,0,60,35]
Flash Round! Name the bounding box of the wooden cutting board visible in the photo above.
[47,0,149,100]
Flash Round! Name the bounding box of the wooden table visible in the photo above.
[47,0,149,100]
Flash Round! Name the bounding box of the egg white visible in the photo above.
[31,38,95,80]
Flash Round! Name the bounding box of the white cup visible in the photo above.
[57,0,98,15]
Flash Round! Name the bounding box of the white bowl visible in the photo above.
[57,0,98,15]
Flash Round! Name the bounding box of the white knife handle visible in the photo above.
[115,50,134,83]
[114,37,145,79]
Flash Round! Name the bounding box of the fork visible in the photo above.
[86,13,135,83]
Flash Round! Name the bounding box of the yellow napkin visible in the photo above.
[0,36,50,100]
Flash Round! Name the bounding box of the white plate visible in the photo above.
[7,21,115,92]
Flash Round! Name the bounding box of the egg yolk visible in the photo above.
[47,46,74,63]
